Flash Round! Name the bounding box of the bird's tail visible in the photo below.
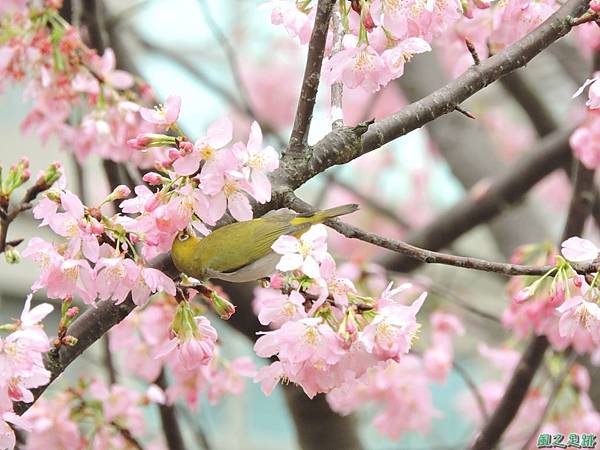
[293,204,359,225]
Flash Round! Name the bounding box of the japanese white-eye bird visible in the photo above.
[171,204,359,283]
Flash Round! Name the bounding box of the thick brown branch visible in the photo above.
[288,0,335,153]
[382,127,573,272]
[282,0,589,186]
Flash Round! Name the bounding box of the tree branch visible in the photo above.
[281,0,589,187]
[398,51,549,257]
[155,371,186,450]
[197,0,255,119]
[517,350,576,450]
[382,126,574,272]
[288,0,335,153]
[469,160,596,450]
[284,193,599,277]
[329,1,344,129]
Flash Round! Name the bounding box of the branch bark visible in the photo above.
[288,0,335,153]
[286,193,599,277]
[381,127,574,271]
[280,0,589,189]
[398,51,549,257]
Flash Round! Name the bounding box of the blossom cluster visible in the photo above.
[504,237,600,358]
[0,296,53,449]
[270,0,560,93]
[22,378,163,450]
[109,296,256,410]
[0,3,165,164]
[326,310,463,438]
[245,223,463,437]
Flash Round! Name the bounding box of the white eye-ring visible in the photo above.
[178,232,189,241]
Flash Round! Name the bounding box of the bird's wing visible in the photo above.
[204,219,300,273]
[206,252,281,282]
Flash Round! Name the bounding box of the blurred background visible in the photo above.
[0,1,594,449]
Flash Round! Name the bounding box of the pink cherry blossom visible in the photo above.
[360,293,426,360]
[556,295,600,339]
[490,0,556,52]
[233,121,279,203]
[570,114,600,169]
[200,151,255,222]
[272,224,329,279]
[23,238,97,304]
[254,317,347,398]
[44,190,101,262]
[268,0,315,44]
[561,237,600,262]
[130,266,176,307]
[315,254,357,307]
[323,36,390,93]
[172,116,233,176]
[157,315,218,371]
[92,48,134,90]
[381,38,431,78]
[207,357,256,405]
[255,288,307,327]
[140,94,181,126]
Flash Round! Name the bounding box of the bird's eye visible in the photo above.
[178,232,189,242]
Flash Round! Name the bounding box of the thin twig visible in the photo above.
[410,280,501,323]
[454,105,476,119]
[197,0,255,118]
[177,405,212,450]
[287,192,598,277]
[288,0,336,152]
[330,1,345,129]
[112,422,145,450]
[453,360,489,421]
[381,127,574,272]
[518,350,576,450]
[465,39,480,65]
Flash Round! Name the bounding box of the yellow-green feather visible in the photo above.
[171,204,359,280]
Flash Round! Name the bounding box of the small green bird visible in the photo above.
[171,204,358,282]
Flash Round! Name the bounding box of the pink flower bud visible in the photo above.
[143,172,163,186]
[66,307,79,318]
[514,288,531,303]
[473,0,491,9]
[547,291,563,307]
[21,168,31,182]
[591,0,600,12]
[270,274,284,289]
[111,184,131,200]
[363,11,375,31]
[168,148,182,161]
[574,275,584,288]
[19,157,30,168]
[90,220,105,235]
[209,292,236,320]
[127,134,153,149]
[179,141,194,154]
